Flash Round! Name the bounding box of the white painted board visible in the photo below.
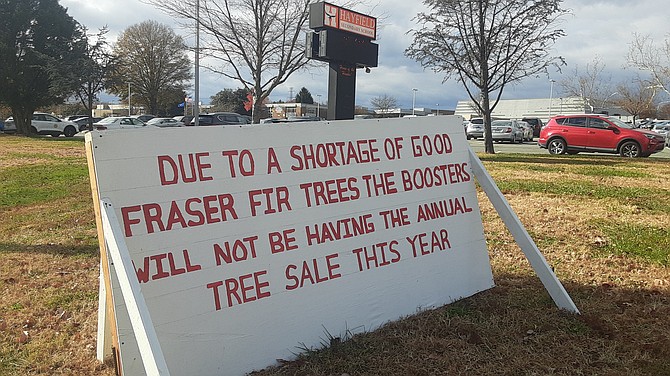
[87,116,494,375]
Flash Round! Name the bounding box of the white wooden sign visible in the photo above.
[87,116,496,375]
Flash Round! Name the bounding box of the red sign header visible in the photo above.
[317,2,377,40]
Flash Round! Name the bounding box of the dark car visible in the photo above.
[132,114,156,123]
[190,112,250,126]
[75,117,104,131]
[538,114,665,157]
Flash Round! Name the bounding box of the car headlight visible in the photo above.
[644,134,656,140]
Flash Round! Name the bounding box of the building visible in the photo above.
[374,107,455,118]
[265,102,326,119]
[454,97,632,123]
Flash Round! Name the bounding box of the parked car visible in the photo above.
[3,113,78,137]
[466,118,484,140]
[650,122,670,149]
[131,114,156,123]
[286,116,322,122]
[189,112,251,126]
[146,117,184,127]
[64,115,88,122]
[521,117,544,137]
[488,119,524,143]
[173,115,194,126]
[538,114,665,157]
[518,121,534,142]
[636,119,655,129]
[651,121,670,138]
[93,116,151,130]
[75,117,104,131]
[260,118,287,124]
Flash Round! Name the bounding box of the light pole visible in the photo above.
[316,94,322,118]
[601,92,618,112]
[412,88,418,115]
[436,103,440,116]
[194,0,200,126]
[548,79,555,118]
[127,82,131,116]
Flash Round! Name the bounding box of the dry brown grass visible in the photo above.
[1,133,669,375]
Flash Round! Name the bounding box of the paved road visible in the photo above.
[466,138,670,159]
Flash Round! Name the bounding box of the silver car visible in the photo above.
[489,120,524,143]
[517,121,534,142]
[465,118,484,139]
[93,116,151,130]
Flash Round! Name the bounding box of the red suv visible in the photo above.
[538,114,665,157]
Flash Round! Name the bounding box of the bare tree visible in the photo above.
[628,32,670,96]
[108,21,192,115]
[612,78,658,126]
[406,0,568,153]
[370,94,398,115]
[560,56,614,113]
[658,102,670,119]
[72,27,115,131]
[148,0,317,123]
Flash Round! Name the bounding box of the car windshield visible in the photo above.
[606,117,634,129]
[97,117,118,124]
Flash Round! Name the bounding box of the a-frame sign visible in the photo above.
[87,116,577,375]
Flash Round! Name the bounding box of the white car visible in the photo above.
[3,113,79,137]
[146,117,184,127]
[517,120,534,142]
[93,116,152,130]
[651,121,670,148]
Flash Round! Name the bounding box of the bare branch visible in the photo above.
[406,0,568,153]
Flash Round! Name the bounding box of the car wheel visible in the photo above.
[466,135,472,140]
[619,141,641,158]
[31,126,38,135]
[63,125,77,137]
[548,138,567,155]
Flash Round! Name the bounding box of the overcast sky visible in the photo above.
[61,0,669,110]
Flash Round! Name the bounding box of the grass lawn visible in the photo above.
[1,133,669,375]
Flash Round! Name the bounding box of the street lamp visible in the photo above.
[316,94,322,118]
[601,92,618,111]
[548,79,555,118]
[436,103,440,116]
[194,0,200,126]
[412,88,418,115]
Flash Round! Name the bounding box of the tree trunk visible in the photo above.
[12,107,35,136]
[87,82,94,131]
[482,90,495,154]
